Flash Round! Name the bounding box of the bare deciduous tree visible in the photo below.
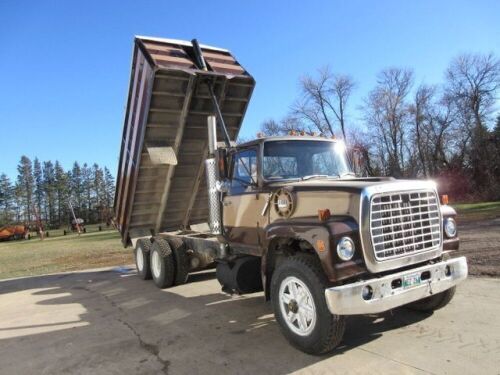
[446,53,500,129]
[409,84,435,177]
[257,53,500,200]
[363,68,414,177]
[445,53,500,195]
[260,119,282,136]
[292,66,355,139]
[259,116,309,136]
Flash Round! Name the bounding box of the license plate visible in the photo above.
[403,273,421,289]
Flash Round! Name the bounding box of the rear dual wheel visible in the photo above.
[150,238,189,289]
[135,238,152,280]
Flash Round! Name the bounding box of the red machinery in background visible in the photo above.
[0,225,28,241]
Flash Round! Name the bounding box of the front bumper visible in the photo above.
[325,256,468,315]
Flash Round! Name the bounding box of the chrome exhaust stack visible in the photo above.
[206,115,223,235]
[192,39,231,245]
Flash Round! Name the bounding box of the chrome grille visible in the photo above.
[370,190,441,261]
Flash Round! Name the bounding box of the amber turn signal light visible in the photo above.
[318,209,331,221]
[441,194,449,205]
[316,239,326,252]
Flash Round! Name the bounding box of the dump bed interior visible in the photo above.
[114,36,255,245]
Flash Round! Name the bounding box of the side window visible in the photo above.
[230,149,258,193]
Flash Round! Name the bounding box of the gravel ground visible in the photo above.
[456,217,500,277]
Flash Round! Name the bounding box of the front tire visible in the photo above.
[150,238,175,289]
[271,254,345,355]
[134,238,152,280]
[407,286,456,312]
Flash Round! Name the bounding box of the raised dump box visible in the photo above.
[114,36,255,246]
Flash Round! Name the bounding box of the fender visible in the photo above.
[261,216,366,299]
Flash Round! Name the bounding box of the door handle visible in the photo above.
[223,201,232,206]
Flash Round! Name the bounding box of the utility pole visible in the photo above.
[68,200,81,235]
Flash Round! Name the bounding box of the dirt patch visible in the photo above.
[455,218,500,277]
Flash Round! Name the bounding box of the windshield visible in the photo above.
[263,140,352,181]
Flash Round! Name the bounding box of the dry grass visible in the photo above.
[0,229,133,280]
[454,201,500,222]
[1,201,498,280]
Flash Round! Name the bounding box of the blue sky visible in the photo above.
[1,0,499,179]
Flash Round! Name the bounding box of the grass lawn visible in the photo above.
[453,201,500,222]
[0,229,133,280]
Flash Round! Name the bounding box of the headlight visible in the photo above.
[444,217,457,238]
[337,236,355,261]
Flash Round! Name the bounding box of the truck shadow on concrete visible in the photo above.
[0,268,433,374]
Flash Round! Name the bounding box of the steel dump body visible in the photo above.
[114,36,255,245]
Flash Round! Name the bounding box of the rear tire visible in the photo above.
[270,253,345,355]
[134,238,152,280]
[407,286,456,312]
[150,238,175,288]
[167,237,189,285]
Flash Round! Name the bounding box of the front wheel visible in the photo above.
[271,254,345,355]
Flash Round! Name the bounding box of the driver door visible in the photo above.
[222,147,266,255]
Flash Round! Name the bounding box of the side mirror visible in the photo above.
[216,148,229,180]
[350,147,366,177]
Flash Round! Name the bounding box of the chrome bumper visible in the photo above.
[325,256,468,315]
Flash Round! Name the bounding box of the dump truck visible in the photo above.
[115,36,468,354]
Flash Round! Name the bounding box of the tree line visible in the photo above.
[0,156,115,228]
[261,53,500,201]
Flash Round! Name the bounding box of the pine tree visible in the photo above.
[43,161,56,226]
[3,155,115,226]
[33,158,44,222]
[16,156,34,223]
[13,182,24,224]
[70,162,83,218]
[0,174,14,225]
[103,167,115,209]
[92,164,104,221]
[82,163,93,222]
[54,161,68,226]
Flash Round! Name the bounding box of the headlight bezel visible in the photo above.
[336,236,355,261]
[444,217,457,238]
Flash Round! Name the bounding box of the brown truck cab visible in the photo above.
[213,131,466,353]
[115,36,467,355]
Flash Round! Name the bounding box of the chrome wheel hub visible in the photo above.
[136,247,144,271]
[279,276,317,336]
[151,250,161,278]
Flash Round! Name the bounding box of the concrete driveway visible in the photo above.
[0,268,499,375]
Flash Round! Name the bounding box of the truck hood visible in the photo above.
[269,177,438,195]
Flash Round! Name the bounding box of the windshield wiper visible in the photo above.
[339,172,356,178]
[301,174,331,181]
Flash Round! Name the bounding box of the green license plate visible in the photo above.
[403,273,421,289]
